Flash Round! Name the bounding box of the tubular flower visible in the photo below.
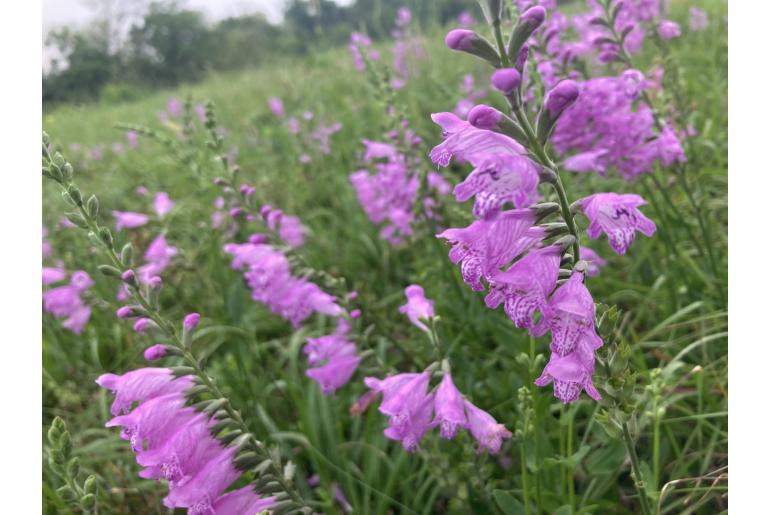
[398,284,435,332]
[429,112,526,167]
[304,318,360,395]
[578,192,656,255]
[42,270,93,334]
[535,334,602,404]
[464,400,512,454]
[432,373,468,439]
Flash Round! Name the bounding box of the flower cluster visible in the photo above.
[390,7,425,89]
[280,105,344,164]
[42,270,93,334]
[350,122,450,245]
[349,32,380,72]
[438,5,659,403]
[303,318,361,395]
[96,367,276,513]
[364,370,512,454]
[552,71,685,180]
[224,238,341,328]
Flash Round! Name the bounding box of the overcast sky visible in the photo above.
[42,0,316,32]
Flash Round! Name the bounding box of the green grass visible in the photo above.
[43,1,727,513]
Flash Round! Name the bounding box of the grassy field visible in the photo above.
[43,1,727,513]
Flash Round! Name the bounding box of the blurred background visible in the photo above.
[42,0,471,106]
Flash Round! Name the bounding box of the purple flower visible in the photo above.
[304,319,360,395]
[167,98,182,117]
[268,96,285,118]
[430,112,526,168]
[457,10,475,28]
[113,211,149,231]
[464,400,512,454]
[564,149,609,175]
[194,103,206,123]
[153,192,174,217]
[467,104,503,131]
[162,445,240,510]
[207,486,276,514]
[398,284,435,332]
[519,6,546,29]
[138,234,177,283]
[436,209,534,291]
[689,7,709,32]
[42,266,67,285]
[485,246,561,331]
[453,153,540,217]
[126,130,138,149]
[42,271,93,334]
[432,373,467,439]
[534,273,603,357]
[580,247,607,277]
[396,7,412,27]
[133,318,152,333]
[535,334,601,404]
[579,192,656,255]
[658,20,681,41]
[95,367,193,416]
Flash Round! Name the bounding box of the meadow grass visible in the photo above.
[43,1,727,513]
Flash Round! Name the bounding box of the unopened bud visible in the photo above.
[121,269,136,283]
[183,312,200,332]
[143,344,168,361]
[507,6,546,62]
[116,306,133,319]
[536,80,579,144]
[491,68,522,95]
[467,104,528,143]
[133,318,151,333]
[445,29,500,67]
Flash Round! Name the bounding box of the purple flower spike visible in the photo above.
[579,192,656,255]
[464,400,512,454]
[143,344,168,362]
[535,273,603,357]
[468,105,503,131]
[491,68,522,94]
[95,367,193,416]
[433,373,468,439]
[535,337,601,404]
[445,29,476,50]
[183,312,200,331]
[485,246,561,331]
[544,80,580,117]
[398,284,435,332]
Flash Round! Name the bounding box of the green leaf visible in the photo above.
[493,490,525,515]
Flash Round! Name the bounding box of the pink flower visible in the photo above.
[126,130,138,149]
[464,400,512,454]
[268,96,285,118]
[432,373,467,439]
[113,211,149,231]
[42,271,93,334]
[398,284,435,332]
[579,192,656,255]
[658,20,681,41]
[153,192,174,217]
[580,247,607,277]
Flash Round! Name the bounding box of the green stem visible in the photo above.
[492,20,510,67]
[621,422,653,515]
[520,440,530,515]
[567,407,576,512]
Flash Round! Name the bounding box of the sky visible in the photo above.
[43,0,291,32]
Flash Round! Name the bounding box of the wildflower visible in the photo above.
[113,211,149,231]
[167,98,182,117]
[398,284,435,332]
[268,96,285,118]
[543,80,580,118]
[535,335,601,403]
[205,486,276,514]
[95,367,193,416]
[194,103,206,123]
[436,209,534,291]
[457,10,475,29]
[138,234,178,283]
[126,130,138,149]
[42,265,67,285]
[153,192,174,217]
[304,319,360,395]
[432,373,467,439]
[490,68,522,95]
[42,271,93,334]
[485,245,561,331]
[658,20,682,41]
[183,312,200,332]
[534,273,603,357]
[134,318,152,333]
[578,192,656,255]
[453,153,540,216]
[580,247,607,277]
[689,7,709,32]
[464,400,512,454]
[430,112,526,167]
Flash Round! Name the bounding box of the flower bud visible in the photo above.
[467,104,529,143]
[183,312,200,332]
[116,306,133,318]
[468,104,503,130]
[491,68,522,95]
[121,269,135,283]
[350,309,361,319]
[507,6,546,61]
[229,207,245,218]
[536,80,579,144]
[143,344,168,361]
[445,29,500,67]
[249,233,267,244]
[133,318,151,333]
[148,276,162,288]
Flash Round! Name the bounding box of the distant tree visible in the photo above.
[43,27,113,103]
